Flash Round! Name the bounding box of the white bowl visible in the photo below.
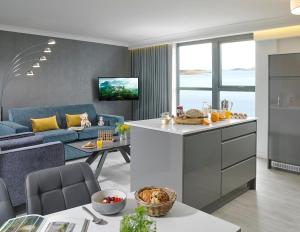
[91,190,127,215]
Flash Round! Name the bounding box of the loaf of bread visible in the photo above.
[139,188,170,204]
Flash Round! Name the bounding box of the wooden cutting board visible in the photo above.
[174,117,204,125]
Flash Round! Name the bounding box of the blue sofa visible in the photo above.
[0,104,124,160]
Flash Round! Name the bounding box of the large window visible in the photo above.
[177,35,255,116]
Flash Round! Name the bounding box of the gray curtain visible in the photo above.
[130,45,169,120]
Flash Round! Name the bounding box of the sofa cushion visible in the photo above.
[31,115,60,132]
[8,106,62,129]
[77,126,115,140]
[58,104,97,128]
[36,129,78,143]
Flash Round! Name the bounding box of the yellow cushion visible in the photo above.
[65,114,82,128]
[31,115,59,132]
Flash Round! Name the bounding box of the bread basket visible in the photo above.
[135,187,177,217]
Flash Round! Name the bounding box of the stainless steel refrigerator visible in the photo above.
[269,53,300,171]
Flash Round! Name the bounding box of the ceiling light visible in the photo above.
[32,62,40,68]
[48,39,56,45]
[291,0,300,15]
[39,56,47,61]
[43,48,51,53]
[26,70,35,76]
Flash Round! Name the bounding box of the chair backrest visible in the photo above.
[8,104,98,129]
[0,178,15,226]
[26,162,100,215]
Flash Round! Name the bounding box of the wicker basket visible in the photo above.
[135,187,177,217]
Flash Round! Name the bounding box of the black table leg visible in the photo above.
[119,147,130,163]
[85,151,99,165]
[122,145,131,155]
[94,151,108,179]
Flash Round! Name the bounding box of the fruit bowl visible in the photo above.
[91,189,127,215]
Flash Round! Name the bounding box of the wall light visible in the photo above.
[43,48,51,53]
[291,0,300,15]
[48,39,56,45]
[32,62,40,68]
[26,70,35,76]
[39,56,47,61]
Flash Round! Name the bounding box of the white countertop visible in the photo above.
[46,193,240,232]
[126,117,257,135]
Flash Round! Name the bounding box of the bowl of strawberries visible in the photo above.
[92,189,127,215]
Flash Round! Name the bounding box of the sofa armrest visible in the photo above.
[0,121,30,136]
[0,132,35,141]
[0,142,65,206]
[0,135,44,151]
[97,114,124,126]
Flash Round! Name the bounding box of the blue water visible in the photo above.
[179,70,255,116]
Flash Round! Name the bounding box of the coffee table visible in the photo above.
[66,137,130,178]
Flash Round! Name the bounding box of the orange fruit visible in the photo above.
[203,118,210,125]
[211,112,219,122]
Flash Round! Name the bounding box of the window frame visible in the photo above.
[177,34,255,110]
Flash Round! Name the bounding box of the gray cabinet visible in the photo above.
[222,133,256,169]
[183,130,221,209]
[222,157,256,196]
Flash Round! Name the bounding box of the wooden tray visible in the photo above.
[174,117,203,125]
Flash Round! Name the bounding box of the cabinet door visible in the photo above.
[183,130,221,209]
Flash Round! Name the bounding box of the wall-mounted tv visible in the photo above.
[98,77,139,101]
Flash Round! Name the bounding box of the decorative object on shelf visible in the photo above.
[0,38,56,120]
[80,113,91,128]
[161,112,171,125]
[291,0,300,15]
[98,116,105,126]
[120,206,156,232]
[116,123,129,140]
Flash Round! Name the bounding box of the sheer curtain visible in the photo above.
[130,45,169,120]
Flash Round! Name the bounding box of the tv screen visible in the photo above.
[98,77,139,101]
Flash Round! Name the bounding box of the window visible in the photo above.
[177,35,255,116]
[221,41,255,86]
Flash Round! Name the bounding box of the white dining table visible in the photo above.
[46,193,241,232]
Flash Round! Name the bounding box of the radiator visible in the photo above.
[272,161,300,173]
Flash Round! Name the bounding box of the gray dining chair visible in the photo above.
[25,162,100,215]
[0,178,15,226]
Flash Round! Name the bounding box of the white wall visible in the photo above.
[256,37,300,159]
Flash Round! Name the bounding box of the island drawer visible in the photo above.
[222,133,256,169]
[221,157,256,196]
[221,121,256,141]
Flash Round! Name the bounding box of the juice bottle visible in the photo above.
[97,137,103,149]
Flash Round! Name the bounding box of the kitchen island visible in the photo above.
[126,118,257,212]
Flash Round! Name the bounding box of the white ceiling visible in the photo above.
[0,0,299,48]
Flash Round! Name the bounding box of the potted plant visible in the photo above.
[116,123,130,140]
[120,206,156,232]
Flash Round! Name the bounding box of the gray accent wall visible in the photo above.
[0,30,131,120]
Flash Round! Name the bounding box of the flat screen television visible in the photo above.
[98,77,139,101]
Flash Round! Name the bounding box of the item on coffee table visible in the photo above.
[82,141,96,149]
[135,187,176,217]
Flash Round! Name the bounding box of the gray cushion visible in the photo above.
[77,126,115,140]
[0,135,43,151]
[36,129,78,143]
[0,178,15,226]
[26,162,100,215]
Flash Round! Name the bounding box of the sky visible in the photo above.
[179,40,255,70]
